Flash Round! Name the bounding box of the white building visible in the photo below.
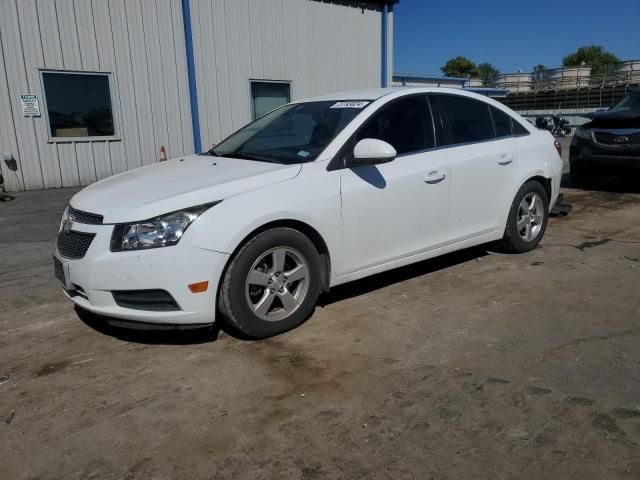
[0,0,397,191]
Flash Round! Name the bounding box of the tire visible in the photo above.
[218,227,322,338]
[498,180,549,254]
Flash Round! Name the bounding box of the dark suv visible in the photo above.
[570,89,640,183]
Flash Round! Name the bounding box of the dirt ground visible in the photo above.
[1,166,640,479]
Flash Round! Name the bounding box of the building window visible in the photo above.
[41,71,116,139]
[251,81,291,120]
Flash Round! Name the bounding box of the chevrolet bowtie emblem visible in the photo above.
[62,217,73,234]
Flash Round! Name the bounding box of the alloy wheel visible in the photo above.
[244,247,310,321]
[517,192,544,242]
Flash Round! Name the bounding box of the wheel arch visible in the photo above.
[524,175,552,201]
[220,219,332,296]
[499,174,553,234]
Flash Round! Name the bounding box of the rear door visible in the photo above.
[429,94,517,241]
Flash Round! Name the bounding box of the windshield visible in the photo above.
[210,100,369,164]
[609,91,640,112]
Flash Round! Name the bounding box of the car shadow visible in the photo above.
[75,306,221,345]
[561,173,640,194]
[318,246,489,307]
[76,246,491,344]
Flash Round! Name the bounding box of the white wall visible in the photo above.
[0,0,194,191]
[190,0,382,146]
[0,0,383,191]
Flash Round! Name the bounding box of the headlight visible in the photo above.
[110,202,220,251]
[574,125,591,140]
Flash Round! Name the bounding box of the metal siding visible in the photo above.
[1,0,44,190]
[18,0,64,189]
[110,0,144,172]
[224,0,252,132]
[157,0,186,158]
[211,0,233,146]
[1,0,382,191]
[126,0,156,166]
[191,0,383,146]
[92,0,125,177]
[169,0,193,156]
[0,13,25,192]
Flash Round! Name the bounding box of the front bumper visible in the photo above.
[54,222,229,325]
[570,136,640,175]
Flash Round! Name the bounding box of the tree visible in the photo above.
[562,45,619,75]
[478,63,499,85]
[532,64,546,81]
[441,56,479,78]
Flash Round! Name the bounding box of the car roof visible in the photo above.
[296,86,489,103]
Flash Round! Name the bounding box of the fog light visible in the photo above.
[188,281,209,293]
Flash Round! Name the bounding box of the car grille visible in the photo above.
[57,231,96,259]
[68,206,103,225]
[593,131,640,146]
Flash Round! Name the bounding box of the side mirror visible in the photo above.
[349,139,396,166]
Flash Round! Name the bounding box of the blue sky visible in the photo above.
[393,0,640,76]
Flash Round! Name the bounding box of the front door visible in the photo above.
[337,95,450,276]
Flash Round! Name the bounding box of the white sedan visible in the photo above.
[54,88,563,338]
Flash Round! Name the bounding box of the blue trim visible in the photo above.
[381,5,388,87]
[181,0,201,153]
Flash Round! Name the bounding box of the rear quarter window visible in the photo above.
[490,106,513,138]
[512,119,530,136]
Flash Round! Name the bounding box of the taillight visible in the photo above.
[554,139,562,156]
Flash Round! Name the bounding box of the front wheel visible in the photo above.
[218,228,322,338]
[498,181,549,253]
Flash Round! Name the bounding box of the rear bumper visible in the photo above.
[54,223,229,325]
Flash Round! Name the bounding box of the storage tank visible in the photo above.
[614,60,640,85]
[467,78,483,88]
[493,73,533,92]
[542,67,591,90]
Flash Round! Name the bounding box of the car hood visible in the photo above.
[70,155,302,223]
[584,110,640,121]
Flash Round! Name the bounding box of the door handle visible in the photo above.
[424,171,446,184]
[498,155,514,166]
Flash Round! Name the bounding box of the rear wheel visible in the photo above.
[498,180,549,253]
[218,228,322,338]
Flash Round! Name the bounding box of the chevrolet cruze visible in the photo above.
[54,88,563,338]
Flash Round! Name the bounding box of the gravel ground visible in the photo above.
[1,169,639,479]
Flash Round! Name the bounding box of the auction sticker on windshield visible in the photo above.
[330,101,369,109]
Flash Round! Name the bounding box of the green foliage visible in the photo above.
[532,64,546,81]
[478,63,499,84]
[562,45,619,75]
[441,56,479,78]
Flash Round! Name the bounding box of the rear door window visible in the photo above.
[429,94,494,146]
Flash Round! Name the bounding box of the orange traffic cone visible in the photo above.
[159,146,167,162]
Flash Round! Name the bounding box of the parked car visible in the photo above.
[54,88,563,338]
[570,88,640,183]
